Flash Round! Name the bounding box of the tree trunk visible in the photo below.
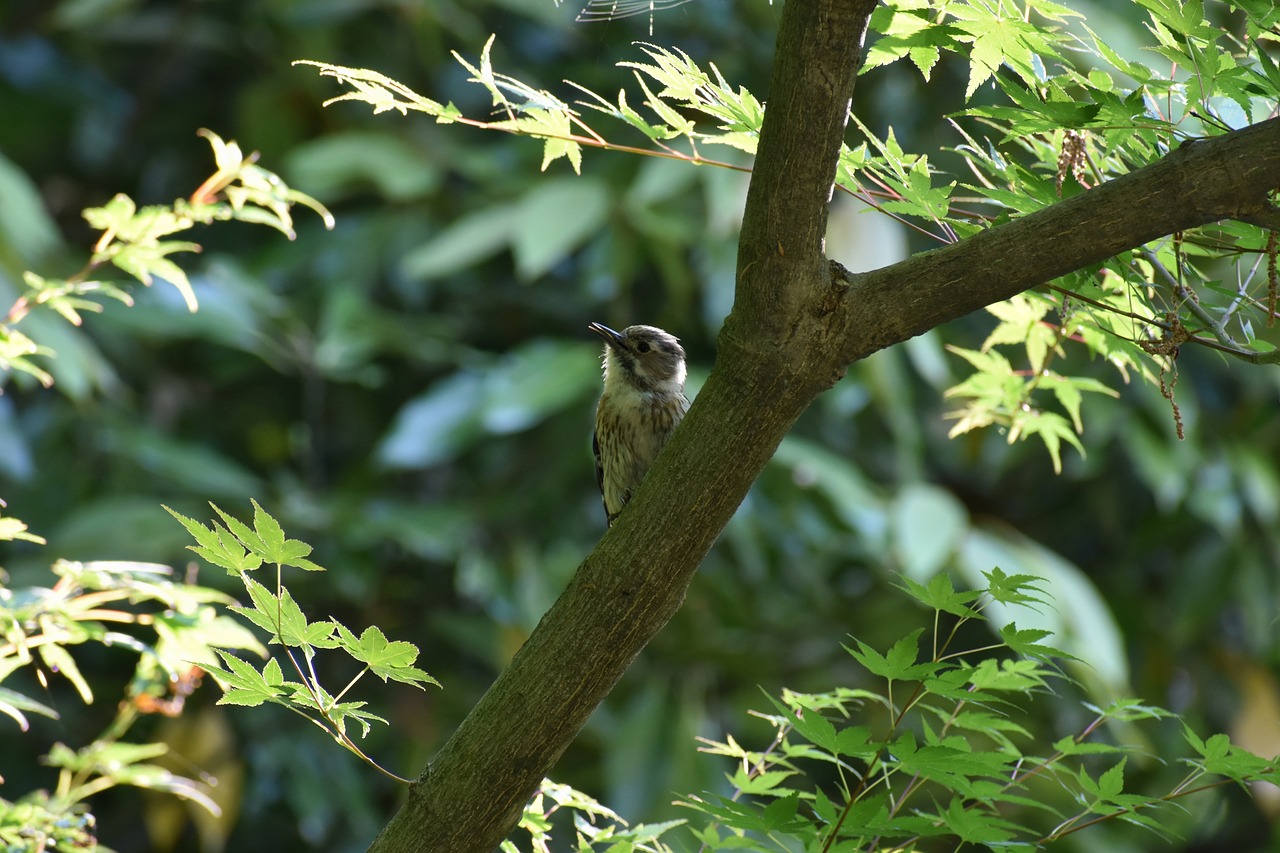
[367,0,1280,848]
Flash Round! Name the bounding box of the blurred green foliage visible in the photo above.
[674,571,1280,851]
[1,1,1279,851]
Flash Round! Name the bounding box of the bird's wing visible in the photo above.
[593,428,606,499]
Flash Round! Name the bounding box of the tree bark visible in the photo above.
[368,0,1280,848]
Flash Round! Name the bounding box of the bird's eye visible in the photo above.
[636,341,651,353]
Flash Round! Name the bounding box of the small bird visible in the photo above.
[589,322,690,526]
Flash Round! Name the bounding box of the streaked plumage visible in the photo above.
[589,322,690,526]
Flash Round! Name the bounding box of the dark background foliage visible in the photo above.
[1,1,1278,850]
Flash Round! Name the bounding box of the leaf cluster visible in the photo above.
[1,130,332,390]
[0,557,262,846]
[674,571,1280,851]
[167,501,439,781]
[298,0,1280,468]
[497,571,1280,851]
[5,2,1280,848]
[865,0,1280,459]
[509,778,684,853]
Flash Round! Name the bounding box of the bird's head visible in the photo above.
[588,322,686,394]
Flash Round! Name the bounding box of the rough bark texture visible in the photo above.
[368,1,1280,848]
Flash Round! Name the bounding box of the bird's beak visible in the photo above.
[588,322,626,350]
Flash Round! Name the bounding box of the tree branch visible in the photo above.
[733,0,872,335]
[831,118,1280,363]
[368,5,1280,848]
[368,2,877,851]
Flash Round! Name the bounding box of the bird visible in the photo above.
[588,322,690,526]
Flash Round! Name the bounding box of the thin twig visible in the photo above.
[1137,247,1245,350]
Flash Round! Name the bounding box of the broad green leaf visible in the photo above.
[0,152,62,264]
[767,693,837,753]
[895,571,983,618]
[283,130,440,202]
[233,576,336,651]
[0,512,45,545]
[894,742,1016,796]
[115,429,262,500]
[771,437,881,538]
[45,741,169,774]
[247,499,321,569]
[399,203,517,281]
[1054,735,1127,757]
[759,794,800,831]
[211,503,266,554]
[37,644,92,703]
[206,651,290,707]
[511,178,610,280]
[958,529,1128,693]
[890,482,969,582]
[480,339,600,434]
[934,794,1024,845]
[377,339,599,468]
[968,657,1051,693]
[846,628,938,682]
[333,622,439,688]
[983,567,1052,609]
[1096,758,1127,802]
[727,768,797,799]
[1009,409,1083,473]
[0,686,59,730]
[376,371,484,469]
[997,624,1069,661]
